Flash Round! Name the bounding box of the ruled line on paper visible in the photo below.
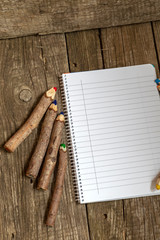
[68,74,154,87]
[82,174,155,186]
[69,81,154,95]
[80,168,156,181]
[79,156,160,169]
[82,181,152,192]
[74,119,160,133]
[73,113,160,127]
[80,162,158,176]
[80,80,99,193]
[74,125,160,140]
[69,91,157,103]
[65,65,160,202]
[78,151,160,165]
[70,94,158,106]
[72,109,160,122]
[70,97,158,109]
[71,105,158,117]
[73,136,160,153]
[76,145,160,160]
[69,87,155,98]
[75,131,160,147]
[77,121,159,138]
[71,102,157,115]
[74,137,160,153]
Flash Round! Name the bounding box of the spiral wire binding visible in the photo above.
[59,75,84,203]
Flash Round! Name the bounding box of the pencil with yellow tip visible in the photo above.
[37,112,65,190]
[156,177,160,190]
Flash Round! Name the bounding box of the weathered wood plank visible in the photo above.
[1,0,160,39]
[0,34,89,240]
[66,30,124,240]
[39,34,90,240]
[101,23,160,240]
[152,21,160,69]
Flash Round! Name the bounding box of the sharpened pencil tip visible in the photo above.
[60,112,64,115]
[53,87,57,92]
[52,100,57,105]
[155,79,160,85]
[60,143,66,152]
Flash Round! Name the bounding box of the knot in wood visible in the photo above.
[19,89,32,102]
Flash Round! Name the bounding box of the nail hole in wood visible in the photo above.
[30,179,33,184]
[73,63,77,67]
[12,233,14,238]
[104,214,107,219]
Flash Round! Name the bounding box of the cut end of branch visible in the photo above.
[25,172,36,179]
[37,184,48,191]
[4,143,13,153]
[45,221,55,227]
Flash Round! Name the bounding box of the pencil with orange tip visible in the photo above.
[4,87,57,152]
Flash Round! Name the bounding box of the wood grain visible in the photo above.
[101,23,160,240]
[0,34,89,240]
[1,0,160,39]
[153,21,160,69]
[66,29,124,240]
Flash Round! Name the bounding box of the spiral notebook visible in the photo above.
[60,64,160,204]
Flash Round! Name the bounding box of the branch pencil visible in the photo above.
[26,100,58,179]
[46,144,67,227]
[37,112,65,190]
[4,87,57,153]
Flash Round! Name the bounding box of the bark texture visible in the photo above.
[37,120,64,190]
[46,149,67,227]
[26,104,57,179]
[4,88,56,152]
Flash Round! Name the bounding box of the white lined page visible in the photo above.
[62,64,160,203]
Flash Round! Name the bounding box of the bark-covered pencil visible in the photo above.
[37,112,65,190]
[26,100,58,179]
[46,144,67,227]
[4,87,57,153]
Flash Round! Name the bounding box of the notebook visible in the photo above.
[60,64,160,204]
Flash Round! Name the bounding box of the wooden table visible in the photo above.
[1,16,160,240]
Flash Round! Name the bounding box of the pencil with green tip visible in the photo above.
[46,144,67,227]
[37,112,65,190]
[26,100,58,179]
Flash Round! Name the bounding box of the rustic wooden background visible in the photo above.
[1,1,160,240]
[1,0,160,39]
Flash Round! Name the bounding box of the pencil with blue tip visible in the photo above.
[37,112,65,190]
[26,100,58,179]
